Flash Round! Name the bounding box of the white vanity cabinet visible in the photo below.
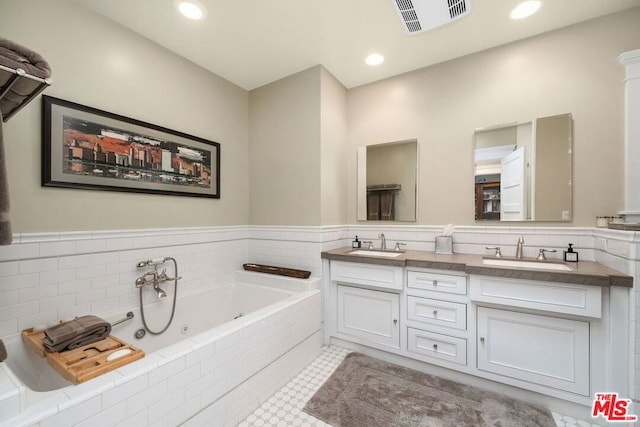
[470,275,601,398]
[405,270,470,367]
[322,251,629,407]
[329,261,403,350]
[337,285,400,349]
[477,307,590,395]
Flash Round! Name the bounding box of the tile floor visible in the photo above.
[239,346,609,427]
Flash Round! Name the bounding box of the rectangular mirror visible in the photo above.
[357,139,418,222]
[473,113,572,222]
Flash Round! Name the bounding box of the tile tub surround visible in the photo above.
[0,223,637,419]
[0,280,322,426]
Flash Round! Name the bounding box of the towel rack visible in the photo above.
[111,311,134,327]
[0,64,52,122]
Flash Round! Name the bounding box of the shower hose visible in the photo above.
[139,256,178,335]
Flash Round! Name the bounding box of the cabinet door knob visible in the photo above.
[480,337,485,343]
[433,344,438,351]
[433,310,438,317]
[433,280,438,286]
[393,319,398,325]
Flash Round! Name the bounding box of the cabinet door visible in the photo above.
[477,307,589,396]
[337,285,400,349]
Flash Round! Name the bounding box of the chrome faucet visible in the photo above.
[515,236,524,259]
[378,233,387,251]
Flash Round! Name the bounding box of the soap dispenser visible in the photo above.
[564,243,579,262]
[352,236,361,249]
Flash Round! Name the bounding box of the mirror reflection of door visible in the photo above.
[473,113,572,222]
[500,146,525,221]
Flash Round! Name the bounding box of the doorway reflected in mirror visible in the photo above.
[473,113,572,222]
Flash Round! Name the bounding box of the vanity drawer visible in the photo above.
[407,328,467,366]
[331,261,403,291]
[407,296,467,330]
[407,271,467,295]
[469,275,602,318]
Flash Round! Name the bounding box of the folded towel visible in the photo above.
[0,37,51,120]
[0,111,11,246]
[43,315,111,353]
[0,38,51,245]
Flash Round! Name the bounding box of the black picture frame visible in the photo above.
[42,95,220,199]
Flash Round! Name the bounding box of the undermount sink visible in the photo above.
[482,258,573,271]
[348,249,404,258]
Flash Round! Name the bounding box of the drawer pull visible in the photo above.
[433,280,438,286]
[433,310,438,317]
[433,344,438,351]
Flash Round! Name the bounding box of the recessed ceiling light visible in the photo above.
[365,53,385,66]
[510,1,541,20]
[174,0,207,20]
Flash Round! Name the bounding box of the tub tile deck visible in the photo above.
[239,346,606,427]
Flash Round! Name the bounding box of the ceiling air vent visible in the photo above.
[392,0,471,35]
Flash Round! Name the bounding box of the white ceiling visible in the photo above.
[75,0,640,90]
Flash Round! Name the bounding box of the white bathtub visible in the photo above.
[0,271,322,427]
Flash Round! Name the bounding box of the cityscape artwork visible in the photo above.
[42,96,220,198]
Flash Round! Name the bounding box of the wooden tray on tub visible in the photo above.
[21,328,144,384]
[243,263,311,279]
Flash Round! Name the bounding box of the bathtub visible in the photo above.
[0,271,322,427]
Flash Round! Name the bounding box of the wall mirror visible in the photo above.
[357,139,418,222]
[473,113,572,222]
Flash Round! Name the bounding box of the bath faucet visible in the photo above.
[515,236,524,259]
[378,233,387,251]
[135,270,158,288]
[135,268,171,298]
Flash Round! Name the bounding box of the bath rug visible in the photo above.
[303,352,556,427]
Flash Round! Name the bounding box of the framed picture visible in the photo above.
[42,95,220,198]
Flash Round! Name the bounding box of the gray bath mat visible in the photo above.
[303,352,556,427]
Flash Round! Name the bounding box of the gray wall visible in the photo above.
[1,0,250,233]
[2,2,639,231]
[320,68,348,225]
[249,66,348,226]
[347,8,640,226]
[248,67,322,225]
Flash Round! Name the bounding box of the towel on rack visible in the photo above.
[0,112,10,246]
[0,38,51,245]
[43,315,112,353]
[0,37,51,119]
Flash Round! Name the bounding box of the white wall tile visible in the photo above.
[40,396,101,427]
[74,401,127,427]
[102,375,149,409]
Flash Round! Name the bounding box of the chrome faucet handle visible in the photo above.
[362,241,374,250]
[394,242,407,252]
[158,268,182,282]
[135,270,157,288]
[485,246,502,258]
[537,248,557,261]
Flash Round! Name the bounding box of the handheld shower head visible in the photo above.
[137,258,168,268]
